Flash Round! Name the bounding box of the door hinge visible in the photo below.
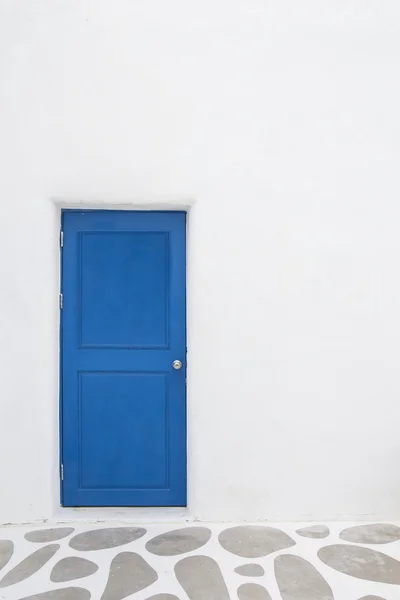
[60,464,64,481]
[60,231,64,248]
[59,293,63,309]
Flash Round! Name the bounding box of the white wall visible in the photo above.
[1,0,400,523]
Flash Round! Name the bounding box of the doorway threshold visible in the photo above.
[53,506,192,524]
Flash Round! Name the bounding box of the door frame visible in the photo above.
[56,202,192,513]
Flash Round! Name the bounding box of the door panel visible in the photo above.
[79,372,168,490]
[61,211,186,506]
[80,232,169,348]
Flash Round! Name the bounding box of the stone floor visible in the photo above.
[1,522,400,599]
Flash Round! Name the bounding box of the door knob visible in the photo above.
[172,360,182,370]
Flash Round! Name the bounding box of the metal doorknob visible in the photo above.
[172,360,182,370]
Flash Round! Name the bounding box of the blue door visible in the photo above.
[61,211,186,506]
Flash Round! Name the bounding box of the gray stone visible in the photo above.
[275,554,334,600]
[146,596,180,600]
[357,597,387,600]
[0,544,59,588]
[18,588,91,600]
[146,527,211,556]
[235,564,265,577]
[50,557,99,582]
[175,555,230,600]
[339,524,400,544]
[237,583,272,600]
[100,552,157,600]
[296,525,330,539]
[0,540,13,572]
[218,526,295,558]
[25,528,75,543]
[70,527,146,551]
[318,544,400,584]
